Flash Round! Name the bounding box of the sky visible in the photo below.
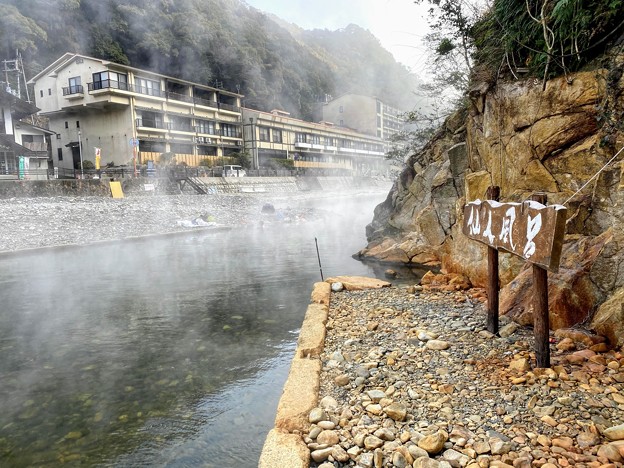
[244,0,433,73]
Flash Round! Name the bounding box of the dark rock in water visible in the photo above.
[261,203,275,214]
[384,269,398,279]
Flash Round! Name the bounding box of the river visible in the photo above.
[0,190,417,467]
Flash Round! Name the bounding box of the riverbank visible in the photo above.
[0,186,389,253]
[264,280,624,467]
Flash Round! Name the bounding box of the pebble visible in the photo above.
[304,287,624,467]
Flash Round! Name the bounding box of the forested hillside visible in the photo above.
[0,0,422,120]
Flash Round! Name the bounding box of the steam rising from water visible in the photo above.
[0,191,400,465]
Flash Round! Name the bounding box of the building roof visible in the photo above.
[0,134,48,158]
[28,53,244,98]
[0,89,39,119]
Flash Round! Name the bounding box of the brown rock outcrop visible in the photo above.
[364,54,624,335]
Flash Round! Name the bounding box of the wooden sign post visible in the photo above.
[462,188,567,368]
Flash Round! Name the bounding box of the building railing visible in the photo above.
[165,91,194,104]
[62,84,84,95]
[135,118,167,129]
[85,80,241,112]
[88,80,131,92]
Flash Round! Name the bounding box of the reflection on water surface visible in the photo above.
[0,193,419,466]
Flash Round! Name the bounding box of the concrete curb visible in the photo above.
[259,281,330,468]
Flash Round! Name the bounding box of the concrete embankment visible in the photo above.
[259,277,391,467]
[259,281,331,468]
[0,175,390,198]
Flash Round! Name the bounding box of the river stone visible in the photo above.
[392,451,409,468]
[374,427,396,441]
[604,423,624,441]
[385,402,407,421]
[509,358,531,372]
[426,340,450,350]
[577,431,601,448]
[443,448,470,466]
[331,282,344,292]
[498,322,520,338]
[365,435,384,450]
[317,420,336,430]
[533,405,556,417]
[409,445,430,459]
[373,448,384,467]
[359,452,374,467]
[414,456,441,468]
[309,407,326,423]
[319,395,339,409]
[474,440,491,454]
[597,443,624,462]
[309,426,322,439]
[367,389,387,402]
[311,447,333,462]
[332,445,350,462]
[335,374,350,386]
[418,431,448,454]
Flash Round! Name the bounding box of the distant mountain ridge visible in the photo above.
[0,0,422,120]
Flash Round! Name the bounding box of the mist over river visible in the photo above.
[0,191,414,467]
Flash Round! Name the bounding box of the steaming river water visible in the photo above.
[0,191,414,467]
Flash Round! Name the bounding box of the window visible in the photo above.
[92,71,128,90]
[295,133,307,143]
[326,137,334,147]
[68,76,82,94]
[76,121,80,128]
[310,134,321,145]
[65,121,68,129]
[339,106,343,113]
[136,77,161,96]
[136,111,163,129]
[221,123,239,138]
[57,148,63,161]
[196,120,216,135]
[56,134,61,140]
[48,89,52,95]
[272,129,282,143]
[40,90,43,98]
[259,126,270,142]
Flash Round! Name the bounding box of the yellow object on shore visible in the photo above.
[109,181,124,199]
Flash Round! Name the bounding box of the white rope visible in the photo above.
[563,145,624,206]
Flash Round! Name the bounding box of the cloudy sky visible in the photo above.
[244,0,432,72]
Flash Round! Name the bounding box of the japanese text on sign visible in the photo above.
[462,199,567,272]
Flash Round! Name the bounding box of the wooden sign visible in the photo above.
[462,199,567,272]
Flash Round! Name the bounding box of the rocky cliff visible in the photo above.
[361,50,624,345]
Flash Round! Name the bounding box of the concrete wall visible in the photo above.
[0,176,391,198]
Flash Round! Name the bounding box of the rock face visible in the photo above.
[363,53,624,336]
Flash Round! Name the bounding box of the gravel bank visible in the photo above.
[0,192,346,252]
[305,286,624,467]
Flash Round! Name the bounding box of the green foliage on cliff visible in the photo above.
[471,0,624,80]
[0,0,421,119]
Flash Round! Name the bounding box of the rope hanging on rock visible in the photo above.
[563,145,624,206]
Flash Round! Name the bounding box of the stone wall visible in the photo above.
[361,52,624,343]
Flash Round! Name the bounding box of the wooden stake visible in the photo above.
[486,186,500,334]
[531,193,550,368]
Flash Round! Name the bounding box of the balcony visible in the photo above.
[88,79,132,92]
[168,122,194,133]
[62,85,84,99]
[165,91,194,104]
[135,118,167,131]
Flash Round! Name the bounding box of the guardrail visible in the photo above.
[0,166,301,181]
